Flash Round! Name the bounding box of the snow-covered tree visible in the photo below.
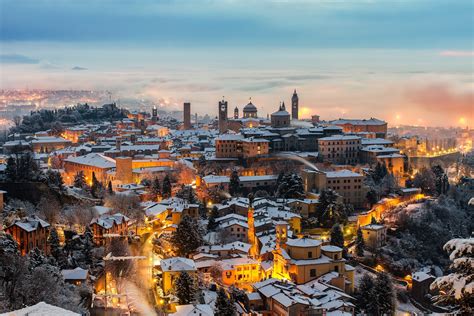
[413,167,436,195]
[355,226,365,257]
[37,194,62,225]
[176,185,197,203]
[431,238,473,314]
[374,272,396,315]
[174,271,197,305]
[209,262,223,285]
[172,215,204,256]
[355,272,395,315]
[45,169,64,191]
[73,170,87,189]
[275,173,304,199]
[215,287,237,316]
[355,274,376,314]
[49,228,67,268]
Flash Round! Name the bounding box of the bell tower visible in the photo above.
[218,97,228,134]
[247,194,259,258]
[291,89,299,120]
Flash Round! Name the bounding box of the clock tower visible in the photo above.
[218,98,228,134]
[291,89,299,120]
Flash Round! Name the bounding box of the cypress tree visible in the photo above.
[162,175,172,198]
[229,169,240,196]
[355,226,365,257]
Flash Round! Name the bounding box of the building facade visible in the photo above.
[318,135,362,165]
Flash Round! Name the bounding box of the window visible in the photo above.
[308,251,313,258]
[310,269,316,277]
[334,266,339,273]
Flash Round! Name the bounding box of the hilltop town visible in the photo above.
[0,94,472,315]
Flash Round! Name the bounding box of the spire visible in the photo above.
[281,101,286,111]
[249,97,252,104]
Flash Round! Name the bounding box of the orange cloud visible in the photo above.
[403,82,473,126]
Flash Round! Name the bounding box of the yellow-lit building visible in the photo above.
[361,224,387,250]
[272,229,354,293]
[302,168,366,208]
[158,257,197,294]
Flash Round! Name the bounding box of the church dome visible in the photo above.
[243,101,257,112]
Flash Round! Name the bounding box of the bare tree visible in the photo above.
[37,194,62,224]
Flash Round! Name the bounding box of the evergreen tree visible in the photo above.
[198,155,206,168]
[107,181,114,195]
[330,224,344,250]
[355,274,376,314]
[355,226,365,257]
[82,227,94,266]
[46,170,64,190]
[229,169,240,196]
[372,162,388,183]
[366,189,378,207]
[73,171,87,189]
[176,185,197,203]
[5,156,17,181]
[321,202,349,228]
[27,248,48,271]
[90,172,103,198]
[174,271,196,305]
[162,174,172,199]
[276,173,304,199]
[215,287,237,316]
[370,216,378,225]
[171,215,204,256]
[151,177,161,198]
[317,189,339,225]
[48,228,67,268]
[374,272,396,315]
[207,206,219,231]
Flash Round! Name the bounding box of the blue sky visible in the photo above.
[1,0,472,48]
[1,0,473,126]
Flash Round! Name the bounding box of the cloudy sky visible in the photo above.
[1,0,473,127]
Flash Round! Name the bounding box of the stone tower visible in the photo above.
[218,98,228,134]
[183,102,191,129]
[234,106,239,119]
[291,89,299,120]
[247,194,259,258]
[152,106,158,122]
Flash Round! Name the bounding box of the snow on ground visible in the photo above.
[0,302,80,316]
